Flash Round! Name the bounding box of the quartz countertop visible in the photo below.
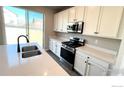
[76,45,116,64]
[0,43,69,76]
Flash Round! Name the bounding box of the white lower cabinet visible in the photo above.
[74,51,87,75]
[86,60,108,76]
[49,38,61,58]
[74,50,110,76]
[49,39,53,51]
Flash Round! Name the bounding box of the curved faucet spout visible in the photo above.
[17,35,29,53]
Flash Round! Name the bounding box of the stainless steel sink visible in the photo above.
[21,45,41,58]
[22,45,38,52]
[22,50,41,58]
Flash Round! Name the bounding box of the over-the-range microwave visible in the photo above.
[67,21,84,34]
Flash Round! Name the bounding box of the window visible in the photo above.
[3,6,44,48]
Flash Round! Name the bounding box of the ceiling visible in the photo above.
[45,6,72,12]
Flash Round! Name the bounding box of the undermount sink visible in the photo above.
[22,50,41,58]
[21,45,41,58]
[22,45,38,52]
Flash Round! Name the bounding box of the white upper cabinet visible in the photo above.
[57,12,63,32]
[83,6,101,35]
[83,6,123,38]
[54,13,58,31]
[68,7,85,22]
[62,10,68,32]
[68,7,76,22]
[54,6,123,38]
[98,6,123,38]
[75,6,85,22]
[53,10,68,32]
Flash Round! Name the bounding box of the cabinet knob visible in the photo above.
[87,57,90,59]
[73,19,77,21]
[88,63,91,65]
[94,32,99,34]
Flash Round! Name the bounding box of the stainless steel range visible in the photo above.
[60,38,85,67]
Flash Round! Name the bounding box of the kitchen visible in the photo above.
[0,6,124,76]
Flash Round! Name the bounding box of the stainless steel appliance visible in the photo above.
[67,22,84,34]
[60,38,85,67]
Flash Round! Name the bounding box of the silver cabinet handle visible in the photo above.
[84,60,88,76]
[87,63,91,76]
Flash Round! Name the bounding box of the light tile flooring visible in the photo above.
[47,50,81,76]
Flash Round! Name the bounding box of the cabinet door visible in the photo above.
[52,40,56,54]
[83,6,101,35]
[87,62,107,76]
[62,10,68,32]
[68,7,76,22]
[74,51,87,75]
[49,39,53,51]
[75,6,85,22]
[54,13,58,31]
[87,57,109,76]
[58,12,63,32]
[56,42,62,57]
[98,6,123,38]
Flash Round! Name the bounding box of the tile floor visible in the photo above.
[47,50,81,76]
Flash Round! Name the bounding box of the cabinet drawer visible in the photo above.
[76,50,90,58]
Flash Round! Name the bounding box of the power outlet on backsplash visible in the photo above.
[95,39,98,45]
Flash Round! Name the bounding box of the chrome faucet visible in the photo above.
[17,35,29,52]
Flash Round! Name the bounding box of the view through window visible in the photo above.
[3,6,43,48]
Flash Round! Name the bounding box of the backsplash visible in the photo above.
[55,32,121,52]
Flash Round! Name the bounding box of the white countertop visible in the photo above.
[0,43,69,76]
[76,45,116,64]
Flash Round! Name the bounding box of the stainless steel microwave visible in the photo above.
[67,22,84,34]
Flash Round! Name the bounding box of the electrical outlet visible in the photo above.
[95,39,98,44]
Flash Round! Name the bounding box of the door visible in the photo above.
[83,6,101,35]
[75,6,85,22]
[28,11,44,48]
[62,10,68,32]
[68,7,76,22]
[98,6,123,38]
[74,51,87,75]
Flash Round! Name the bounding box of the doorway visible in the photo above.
[3,6,44,48]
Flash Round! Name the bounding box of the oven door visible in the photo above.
[60,46,75,65]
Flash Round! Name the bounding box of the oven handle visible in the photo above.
[61,46,75,54]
